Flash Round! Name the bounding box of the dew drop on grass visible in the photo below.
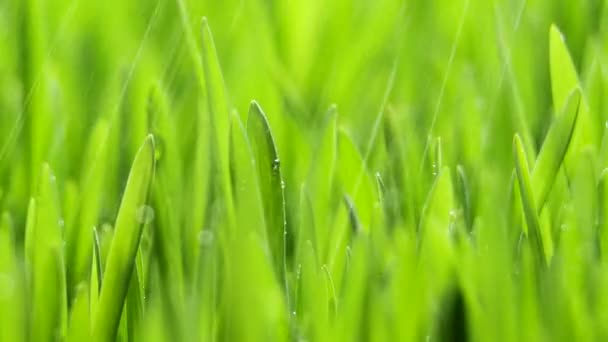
[272,158,280,171]
[432,164,437,176]
[136,205,155,224]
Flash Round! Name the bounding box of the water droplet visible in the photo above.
[136,205,155,224]
[58,219,65,229]
[281,180,286,189]
[272,158,280,171]
[199,230,214,247]
[449,209,459,220]
[292,311,297,316]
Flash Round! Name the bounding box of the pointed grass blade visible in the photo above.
[513,134,546,267]
[93,135,155,342]
[530,89,581,212]
[247,101,287,283]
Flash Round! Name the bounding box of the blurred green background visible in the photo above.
[2,0,608,341]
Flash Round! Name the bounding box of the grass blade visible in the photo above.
[513,134,546,267]
[530,89,581,212]
[247,101,287,283]
[93,135,155,342]
[230,113,267,239]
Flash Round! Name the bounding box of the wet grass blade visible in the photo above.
[513,134,546,267]
[247,101,287,284]
[93,135,155,342]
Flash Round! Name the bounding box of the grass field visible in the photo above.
[0,0,607,341]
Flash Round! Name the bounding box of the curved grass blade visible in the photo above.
[247,101,287,284]
[550,25,580,111]
[530,89,581,212]
[549,24,596,153]
[513,134,546,267]
[93,135,155,342]
[344,194,362,235]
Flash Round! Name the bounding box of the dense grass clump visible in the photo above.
[1,0,608,341]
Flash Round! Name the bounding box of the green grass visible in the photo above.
[1,0,608,341]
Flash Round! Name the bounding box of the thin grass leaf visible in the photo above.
[24,197,36,270]
[530,89,581,212]
[513,134,546,267]
[90,227,101,323]
[93,135,155,342]
[549,24,596,154]
[550,25,580,112]
[247,101,287,283]
[455,165,472,230]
